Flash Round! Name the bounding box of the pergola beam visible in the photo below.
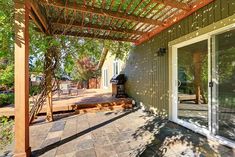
[29,0,50,34]
[51,20,144,35]
[53,30,135,42]
[41,0,163,25]
[29,11,45,33]
[152,0,191,11]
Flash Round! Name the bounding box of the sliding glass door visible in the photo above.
[213,29,235,141]
[173,27,235,144]
[177,40,209,129]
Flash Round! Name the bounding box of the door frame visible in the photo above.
[169,23,235,148]
[170,34,211,137]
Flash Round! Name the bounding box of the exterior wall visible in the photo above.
[123,0,235,114]
[101,51,125,91]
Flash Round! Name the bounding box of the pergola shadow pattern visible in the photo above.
[30,0,214,45]
[29,109,234,157]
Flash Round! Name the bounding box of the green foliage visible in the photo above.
[0,116,14,150]
[0,64,14,87]
[0,0,14,56]
[29,85,41,96]
[0,0,14,89]
[0,94,14,107]
[104,41,131,61]
[61,38,131,81]
[61,37,102,80]
[218,48,235,83]
[29,26,61,74]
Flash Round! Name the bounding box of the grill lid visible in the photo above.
[110,74,126,84]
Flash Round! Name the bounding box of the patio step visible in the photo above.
[0,98,133,117]
[74,98,133,114]
[0,89,133,117]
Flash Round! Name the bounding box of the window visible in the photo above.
[214,29,235,141]
[103,69,108,88]
[113,60,119,76]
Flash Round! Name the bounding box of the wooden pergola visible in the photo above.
[14,0,214,156]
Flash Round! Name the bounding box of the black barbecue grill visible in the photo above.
[110,74,126,98]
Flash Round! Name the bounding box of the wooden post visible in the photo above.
[14,0,31,156]
[45,46,53,122]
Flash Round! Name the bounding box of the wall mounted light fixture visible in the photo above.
[157,48,167,56]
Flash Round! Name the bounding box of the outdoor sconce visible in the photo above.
[157,48,167,56]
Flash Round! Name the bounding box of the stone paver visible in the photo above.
[1,108,234,157]
[75,148,96,157]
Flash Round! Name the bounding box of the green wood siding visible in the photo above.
[123,0,235,113]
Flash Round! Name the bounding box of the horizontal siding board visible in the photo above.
[124,0,234,114]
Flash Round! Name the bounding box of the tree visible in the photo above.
[61,37,131,82]
[0,0,14,89]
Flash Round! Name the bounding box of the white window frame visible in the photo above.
[169,23,235,148]
[113,59,120,76]
[103,68,108,88]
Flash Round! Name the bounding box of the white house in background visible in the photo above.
[30,73,43,86]
[100,51,125,91]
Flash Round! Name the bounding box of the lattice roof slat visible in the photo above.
[29,0,214,45]
[136,0,154,17]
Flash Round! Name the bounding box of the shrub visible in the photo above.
[0,94,14,107]
[0,65,14,88]
[0,116,14,150]
[29,85,41,96]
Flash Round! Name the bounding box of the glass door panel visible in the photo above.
[215,29,235,141]
[177,40,209,128]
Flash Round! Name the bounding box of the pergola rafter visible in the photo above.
[29,0,50,34]
[26,0,216,45]
[27,0,215,44]
[40,0,163,25]
[152,0,191,11]
[52,19,144,35]
[137,0,155,17]
[53,30,135,42]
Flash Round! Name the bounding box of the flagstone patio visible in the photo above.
[1,108,234,157]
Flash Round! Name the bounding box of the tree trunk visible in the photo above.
[193,51,202,104]
[45,46,54,122]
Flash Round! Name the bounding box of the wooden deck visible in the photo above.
[0,89,133,117]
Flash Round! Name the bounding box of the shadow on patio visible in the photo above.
[27,107,234,157]
[31,108,138,157]
[133,114,234,157]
